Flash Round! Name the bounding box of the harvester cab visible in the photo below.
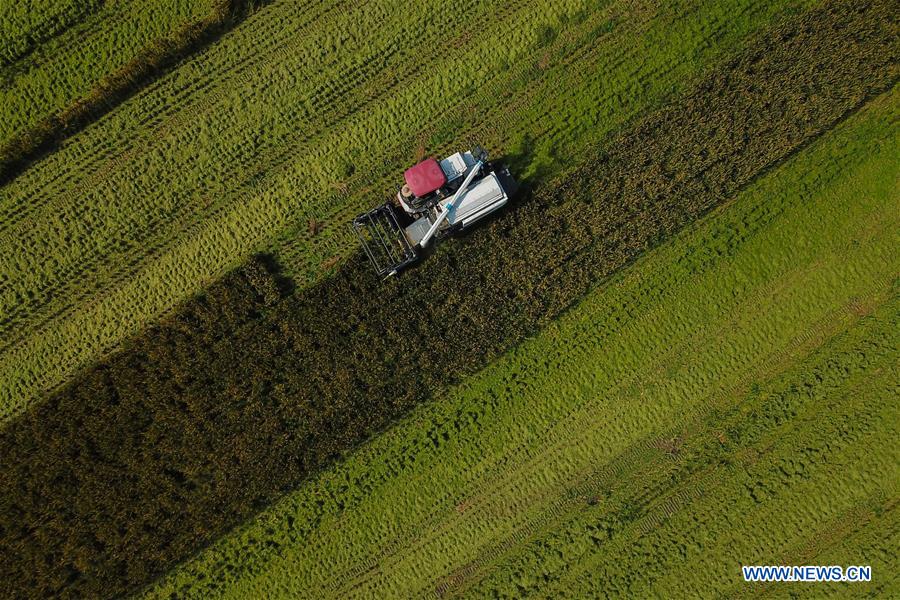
[351,146,518,277]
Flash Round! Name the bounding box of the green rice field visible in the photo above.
[0,0,816,423]
[144,87,899,598]
[0,0,225,153]
[0,0,895,597]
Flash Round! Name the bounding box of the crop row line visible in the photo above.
[0,0,531,343]
[0,0,240,183]
[0,0,408,217]
[548,335,900,597]
[319,157,896,595]
[0,0,585,399]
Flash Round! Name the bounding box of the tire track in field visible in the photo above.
[330,272,893,598]
[0,0,582,400]
[431,455,729,598]
[2,0,326,189]
[0,0,334,231]
[0,0,246,186]
[0,0,333,226]
[724,361,900,600]
[516,324,896,594]
[2,0,216,83]
[0,0,531,336]
[313,112,896,595]
[331,430,672,596]
[545,311,900,598]
[726,485,890,598]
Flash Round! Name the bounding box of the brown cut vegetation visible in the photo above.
[0,1,896,597]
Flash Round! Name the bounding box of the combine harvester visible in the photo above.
[352,146,518,277]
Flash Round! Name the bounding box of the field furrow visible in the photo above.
[0,0,224,149]
[142,83,898,599]
[0,0,824,421]
[0,5,893,596]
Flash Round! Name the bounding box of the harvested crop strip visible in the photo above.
[0,0,263,183]
[0,0,811,424]
[0,0,103,67]
[0,1,896,597]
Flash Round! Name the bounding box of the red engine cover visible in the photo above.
[404,158,447,197]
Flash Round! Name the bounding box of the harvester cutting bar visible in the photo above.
[351,204,418,278]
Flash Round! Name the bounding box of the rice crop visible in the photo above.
[0,0,101,66]
[143,89,899,598]
[0,4,894,596]
[0,0,823,423]
[0,0,228,172]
